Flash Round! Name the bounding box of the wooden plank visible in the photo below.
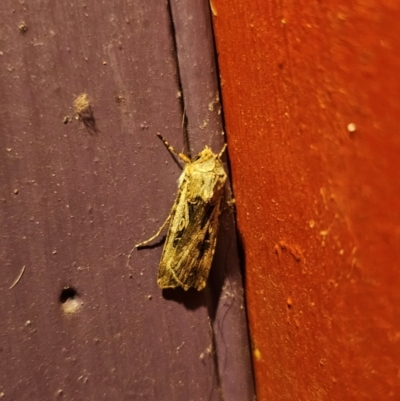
[0,1,254,400]
[168,2,255,400]
[212,0,400,399]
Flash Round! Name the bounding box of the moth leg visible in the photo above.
[218,143,227,159]
[157,132,190,164]
[135,214,171,248]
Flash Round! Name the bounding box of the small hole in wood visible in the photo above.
[59,286,77,303]
[60,287,81,315]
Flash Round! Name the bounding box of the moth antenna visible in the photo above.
[218,143,227,159]
[157,133,191,163]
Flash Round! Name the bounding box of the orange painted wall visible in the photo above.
[212,0,400,399]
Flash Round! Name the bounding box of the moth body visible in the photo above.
[136,135,227,291]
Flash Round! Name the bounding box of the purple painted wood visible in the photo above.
[0,0,255,400]
[168,2,255,400]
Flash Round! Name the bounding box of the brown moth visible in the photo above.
[136,133,227,291]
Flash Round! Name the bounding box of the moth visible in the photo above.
[136,133,227,291]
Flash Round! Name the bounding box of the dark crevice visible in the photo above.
[166,0,192,159]
[209,324,224,401]
[206,6,258,398]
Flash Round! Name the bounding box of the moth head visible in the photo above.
[194,146,214,161]
[191,147,227,178]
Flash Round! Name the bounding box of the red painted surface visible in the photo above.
[212,0,400,399]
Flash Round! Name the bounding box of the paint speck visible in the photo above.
[73,93,97,134]
[309,219,315,228]
[74,93,90,115]
[19,23,28,33]
[253,348,262,361]
[347,123,356,133]
[210,0,218,16]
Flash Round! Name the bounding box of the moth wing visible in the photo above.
[157,193,223,291]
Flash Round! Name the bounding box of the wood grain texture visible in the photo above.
[212,0,400,400]
[0,1,254,400]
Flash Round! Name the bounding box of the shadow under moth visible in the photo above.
[136,133,227,291]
